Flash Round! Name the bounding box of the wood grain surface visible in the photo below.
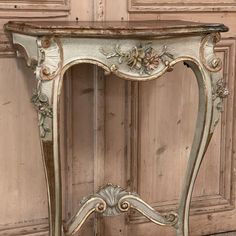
[0,0,236,236]
[5,20,228,38]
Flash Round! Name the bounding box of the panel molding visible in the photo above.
[0,0,70,17]
[0,0,71,56]
[0,32,14,56]
[0,219,48,236]
[128,0,236,12]
[127,38,236,224]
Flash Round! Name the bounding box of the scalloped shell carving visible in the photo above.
[80,184,129,216]
[37,37,63,80]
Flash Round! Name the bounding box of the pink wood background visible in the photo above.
[0,1,236,235]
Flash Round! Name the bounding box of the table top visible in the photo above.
[5,20,228,38]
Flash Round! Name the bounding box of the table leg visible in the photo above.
[32,76,62,236]
[177,60,227,236]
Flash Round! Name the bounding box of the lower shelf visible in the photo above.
[64,183,178,235]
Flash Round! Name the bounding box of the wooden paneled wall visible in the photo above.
[0,1,236,236]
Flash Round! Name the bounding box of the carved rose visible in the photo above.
[31,89,53,138]
[215,79,229,99]
[143,48,160,71]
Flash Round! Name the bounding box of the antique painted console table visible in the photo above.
[5,20,229,236]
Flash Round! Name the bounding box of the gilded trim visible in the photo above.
[37,37,63,81]
[200,33,222,72]
[64,184,178,235]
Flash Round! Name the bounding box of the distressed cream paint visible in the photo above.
[0,1,235,236]
[5,20,228,236]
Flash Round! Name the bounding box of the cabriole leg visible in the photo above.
[32,76,62,236]
[177,61,228,236]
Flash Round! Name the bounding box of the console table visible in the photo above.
[5,20,229,236]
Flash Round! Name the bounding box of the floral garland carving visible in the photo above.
[31,83,53,138]
[100,43,174,75]
[212,78,229,111]
[213,79,229,99]
[210,75,229,134]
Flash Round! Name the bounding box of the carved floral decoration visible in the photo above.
[212,78,229,111]
[214,79,229,99]
[100,43,174,75]
[78,183,178,226]
[31,87,53,138]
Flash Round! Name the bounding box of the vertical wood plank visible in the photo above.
[71,64,95,236]
[0,58,48,227]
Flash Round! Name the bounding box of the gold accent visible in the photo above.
[60,56,202,82]
[120,201,130,211]
[118,194,178,226]
[42,66,51,76]
[37,37,63,81]
[64,197,107,235]
[96,202,106,213]
[200,33,222,72]
[110,64,118,71]
[74,183,178,228]
[41,37,51,49]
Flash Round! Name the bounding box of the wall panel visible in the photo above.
[129,0,236,12]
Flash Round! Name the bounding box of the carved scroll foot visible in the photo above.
[64,184,178,235]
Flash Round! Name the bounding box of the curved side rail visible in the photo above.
[118,195,178,226]
[64,184,178,235]
[64,197,106,235]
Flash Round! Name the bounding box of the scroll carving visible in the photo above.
[199,32,229,132]
[100,43,174,75]
[200,33,222,72]
[12,37,58,138]
[37,36,63,81]
[29,37,63,138]
[118,195,178,226]
[64,184,178,235]
[79,184,135,217]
